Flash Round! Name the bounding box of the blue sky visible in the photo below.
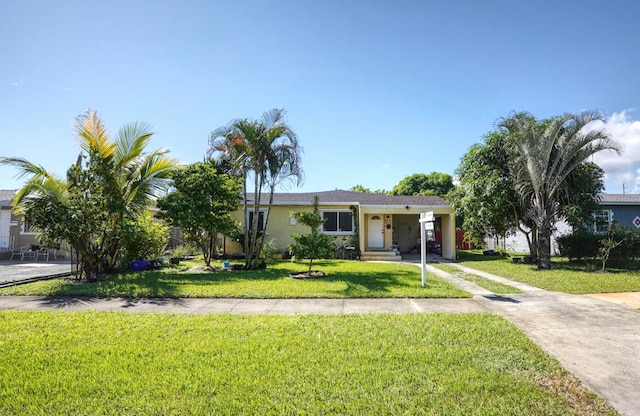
[2,0,640,194]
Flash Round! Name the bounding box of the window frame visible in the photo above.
[247,210,267,232]
[592,209,612,234]
[320,210,355,235]
[20,217,37,235]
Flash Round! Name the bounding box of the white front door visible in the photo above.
[367,215,384,248]
[0,209,11,250]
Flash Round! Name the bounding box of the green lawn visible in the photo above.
[457,251,640,294]
[0,260,470,299]
[434,263,523,294]
[0,311,616,415]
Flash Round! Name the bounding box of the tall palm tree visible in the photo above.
[208,109,303,269]
[500,111,622,269]
[1,109,178,279]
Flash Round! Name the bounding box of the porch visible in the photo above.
[359,210,455,260]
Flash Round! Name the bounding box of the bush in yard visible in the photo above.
[289,196,335,276]
[606,226,640,268]
[556,232,600,261]
[119,213,169,267]
[557,226,640,270]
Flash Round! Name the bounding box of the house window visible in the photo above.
[322,211,354,234]
[248,211,265,231]
[20,217,37,235]
[593,210,612,233]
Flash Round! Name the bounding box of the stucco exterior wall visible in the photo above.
[223,202,457,260]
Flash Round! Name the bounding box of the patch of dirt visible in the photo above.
[290,270,326,279]
[532,373,618,415]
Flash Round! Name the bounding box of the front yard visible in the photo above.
[0,260,470,299]
[0,311,616,415]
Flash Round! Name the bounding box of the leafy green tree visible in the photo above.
[0,110,177,280]
[451,129,536,253]
[391,172,453,197]
[208,109,303,269]
[157,161,242,267]
[289,196,335,274]
[349,185,387,193]
[501,110,621,269]
[453,119,610,262]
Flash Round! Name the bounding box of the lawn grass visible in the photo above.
[434,263,523,294]
[0,311,616,415]
[0,260,470,299]
[457,251,640,294]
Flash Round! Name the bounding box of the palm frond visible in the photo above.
[114,121,155,168]
[0,157,51,181]
[74,109,116,159]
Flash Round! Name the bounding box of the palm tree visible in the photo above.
[1,109,178,279]
[208,109,303,269]
[500,111,622,269]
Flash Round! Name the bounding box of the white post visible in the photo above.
[419,211,434,287]
[420,218,427,286]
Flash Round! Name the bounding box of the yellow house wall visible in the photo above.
[224,204,355,256]
[222,203,456,260]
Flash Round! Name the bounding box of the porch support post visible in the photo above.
[441,212,456,260]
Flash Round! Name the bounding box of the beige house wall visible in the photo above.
[222,202,457,260]
[224,203,356,256]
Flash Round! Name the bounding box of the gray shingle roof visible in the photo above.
[598,193,640,204]
[0,190,16,206]
[247,190,449,207]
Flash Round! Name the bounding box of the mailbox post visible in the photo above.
[419,211,435,287]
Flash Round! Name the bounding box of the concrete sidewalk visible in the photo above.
[0,295,487,314]
[0,262,639,415]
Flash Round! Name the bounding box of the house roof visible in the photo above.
[247,190,450,207]
[598,193,640,205]
[0,190,16,206]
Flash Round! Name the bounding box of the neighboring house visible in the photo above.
[222,190,457,261]
[591,194,640,232]
[0,189,38,259]
[485,193,640,254]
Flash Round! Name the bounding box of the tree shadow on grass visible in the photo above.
[41,260,464,298]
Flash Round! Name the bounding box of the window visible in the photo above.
[322,211,354,233]
[248,211,265,231]
[593,210,612,233]
[20,217,36,235]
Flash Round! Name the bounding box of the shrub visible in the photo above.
[119,213,169,267]
[557,227,640,268]
[556,232,600,261]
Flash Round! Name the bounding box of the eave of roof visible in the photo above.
[598,193,640,205]
[0,189,17,206]
[245,190,450,207]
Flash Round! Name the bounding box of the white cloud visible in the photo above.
[589,110,640,194]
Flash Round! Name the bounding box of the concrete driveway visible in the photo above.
[0,260,73,284]
[442,263,640,416]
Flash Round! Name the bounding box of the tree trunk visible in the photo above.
[537,221,551,270]
[257,185,276,264]
[241,172,250,268]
